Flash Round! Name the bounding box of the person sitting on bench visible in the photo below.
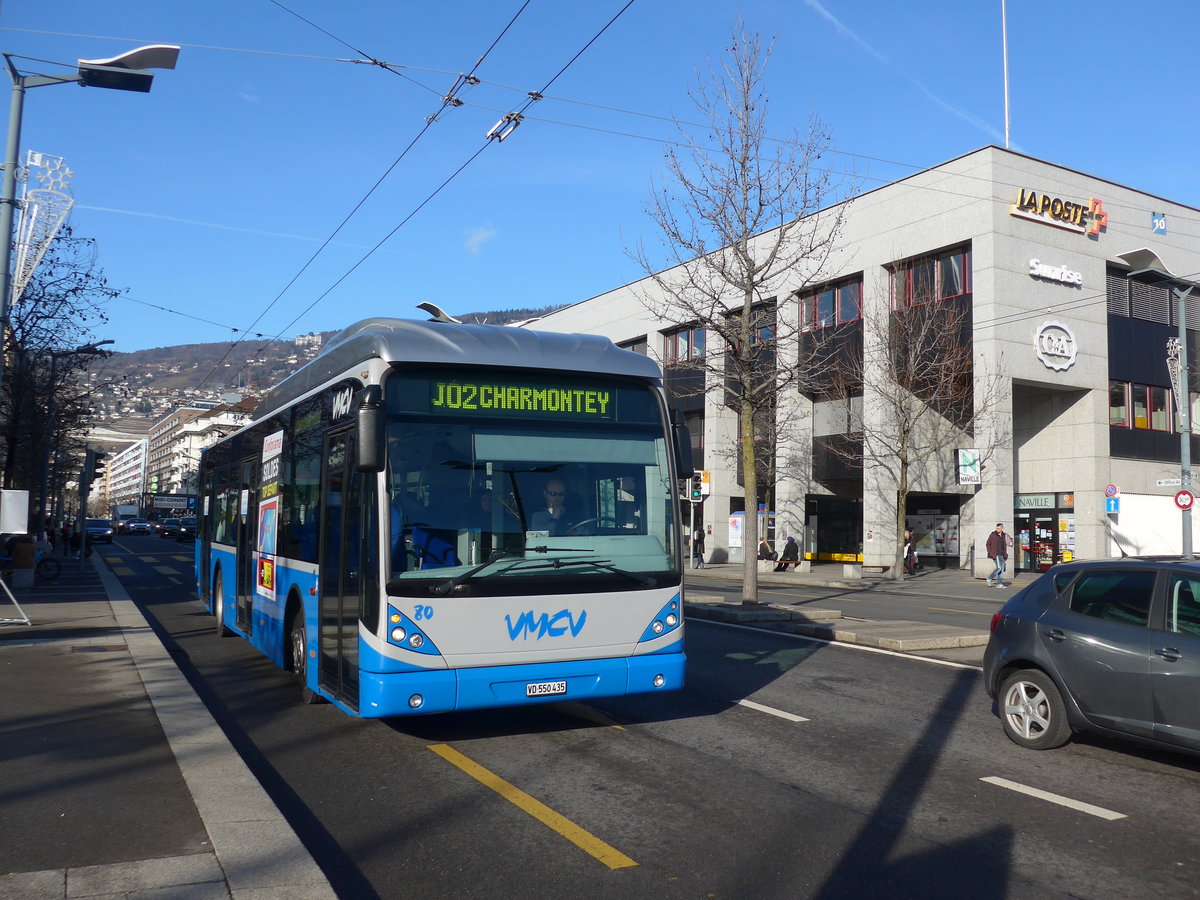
[774,536,800,571]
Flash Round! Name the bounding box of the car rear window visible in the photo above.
[1068,570,1155,627]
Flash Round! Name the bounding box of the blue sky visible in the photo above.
[2,0,1198,354]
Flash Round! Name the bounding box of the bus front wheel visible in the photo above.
[289,617,322,705]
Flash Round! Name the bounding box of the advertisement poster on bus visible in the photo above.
[256,494,279,602]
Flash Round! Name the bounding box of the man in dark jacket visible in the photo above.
[986,523,1010,588]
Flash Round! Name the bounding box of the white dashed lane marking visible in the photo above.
[981,776,1126,820]
[736,699,809,723]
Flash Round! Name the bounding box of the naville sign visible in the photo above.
[957,449,981,485]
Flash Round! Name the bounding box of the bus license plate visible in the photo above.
[526,680,567,697]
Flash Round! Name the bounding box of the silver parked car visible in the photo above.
[984,558,1200,753]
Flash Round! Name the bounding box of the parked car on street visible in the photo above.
[176,516,197,542]
[156,518,181,538]
[984,557,1200,754]
[85,518,114,544]
[125,517,152,536]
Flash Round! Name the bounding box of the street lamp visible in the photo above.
[0,44,179,396]
[36,340,113,543]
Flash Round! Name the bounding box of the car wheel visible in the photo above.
[289,616,322,704]
[213,571,230,637]
[999,668,1071,750]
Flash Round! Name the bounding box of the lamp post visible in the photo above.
[1169,286,1195,559]
[36,340,113,543]
[0,44,179,396]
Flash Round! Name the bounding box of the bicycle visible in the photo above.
[0,547,61,581]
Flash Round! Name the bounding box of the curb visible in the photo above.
[92,556,338,900]
[684,599,989,652]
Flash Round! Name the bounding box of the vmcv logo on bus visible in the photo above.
[331,387,354,419]
[506,608,589,641]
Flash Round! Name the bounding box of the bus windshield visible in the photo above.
[385,367,678,595]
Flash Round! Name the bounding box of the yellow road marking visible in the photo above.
[928,606,994,617]
[153,565,178,576]
[111,566,135,577]
[428,743,637,870]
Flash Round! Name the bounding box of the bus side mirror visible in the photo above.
[673,419,695,478]
[357,385,384,472]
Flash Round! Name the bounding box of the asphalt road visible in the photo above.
[102,542,1200,899]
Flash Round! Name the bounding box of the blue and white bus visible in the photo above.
[195,316,692,717]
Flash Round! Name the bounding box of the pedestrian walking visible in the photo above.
[692,526,705,568]
[986,522,1012,587]
[902,528,917,575]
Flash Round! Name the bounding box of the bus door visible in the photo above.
[236,458,258,635]
[318,429,362,709]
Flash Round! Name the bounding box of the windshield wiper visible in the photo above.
[517,556,657,587]
[431,551,526,595]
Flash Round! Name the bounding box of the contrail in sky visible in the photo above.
[803,0,1007,146]
[78,205,369,247]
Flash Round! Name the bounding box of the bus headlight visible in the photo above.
[391,627,406,642]
[652,620,665,634]
[408,694,424,709]
[408,633,425,649]
[665,613,678,627]
[653,674,666,688]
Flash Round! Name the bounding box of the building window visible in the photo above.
[618,336,648,355]
[890,246,972,308]
[1119,382,1173,431]
[1109,381,1128,427]
[664,326,705,366]
[1150,385,1171,431]
[798,277,862,331]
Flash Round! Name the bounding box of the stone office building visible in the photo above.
[522,145,1200,576]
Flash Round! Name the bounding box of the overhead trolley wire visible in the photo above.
[211,0,639,393]
[193,0,534,392]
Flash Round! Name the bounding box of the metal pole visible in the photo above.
[1001,0,1011,149]
[0,65,26,397]
[689,498,695,569]
[1178,286,1194,559]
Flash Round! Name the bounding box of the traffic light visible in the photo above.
[91,450,107,478]
[690,473,703,502]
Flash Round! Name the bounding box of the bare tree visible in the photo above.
[1,227,118,516]
[629,28,850,603]
[822,281,1007,580]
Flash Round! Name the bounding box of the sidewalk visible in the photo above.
[0,555,335,900]
[682,562,1008,664]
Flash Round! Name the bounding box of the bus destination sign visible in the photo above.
[430,380,615,420]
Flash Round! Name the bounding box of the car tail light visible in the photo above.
[990,612,1002,634]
